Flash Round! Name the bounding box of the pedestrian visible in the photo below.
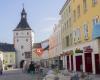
[35,63,40,72]
[22,60,29,73]
[28,61,35,74]
[0,59,3,75]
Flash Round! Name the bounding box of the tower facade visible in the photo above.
[13,8,34,67]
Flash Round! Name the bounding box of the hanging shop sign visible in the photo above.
[83,46,93,53]
[75,48,83,53]
[65,50,73,55]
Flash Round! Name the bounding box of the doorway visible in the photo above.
[76,56,82,71]
[95,54,100,74]
[20,60,25,68]
[85,53,92,73]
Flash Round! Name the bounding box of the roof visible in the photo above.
[59,0,71,15]
[13,8,32,31]
[0,43,15,52]
[43,45,49,51]
[33,43,42,48]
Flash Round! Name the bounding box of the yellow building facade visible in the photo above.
[3,52,16,70]
[60,0,72,50]
[72,0,100,44]
[59,0,100,74]
[60,0,100,49]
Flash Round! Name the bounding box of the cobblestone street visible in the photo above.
[0,69,42,80]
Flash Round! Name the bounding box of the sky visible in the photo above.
[0,0,65,43]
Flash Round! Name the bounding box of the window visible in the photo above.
[92,0,97,6]
[73,10,76,21]
[77,28,81,41]
[21,45,24,49]
[25,52,31,58]
[10,55,12,57]
[70,33,72,45]
[27,32,29,35]
[22,53,24,56]
[66,36,69,46]
[83,23,88,40]
[69,6,71,13]
[73,31,76,43]
[26,39,28,42]
[16,33,18,35]
[83,0,87,12]
[77,5,80,18]
[93,16,99,25]
[17,39,19,42]
[69,18,71,27]
[67,20,69,28]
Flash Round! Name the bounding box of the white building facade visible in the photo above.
[41,39,49,67]
[13,8,34,67]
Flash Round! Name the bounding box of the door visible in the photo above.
[71,55,73,71]
[67,56,70,70]
[95,54,100,74]
[76,56,82,71]
[85,53,92,73]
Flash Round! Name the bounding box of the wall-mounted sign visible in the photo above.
[83,46,93,53]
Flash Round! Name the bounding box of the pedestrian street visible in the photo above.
[0,69,42,80]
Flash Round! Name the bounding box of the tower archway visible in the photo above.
[20,60,25,68]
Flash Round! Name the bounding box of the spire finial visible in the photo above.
[22,3,24,9]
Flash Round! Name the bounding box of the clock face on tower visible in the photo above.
[23,15,26,18]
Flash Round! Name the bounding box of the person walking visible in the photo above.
[0,59,3,75]
[28,61,35,74]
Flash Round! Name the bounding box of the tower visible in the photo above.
[13,8,34,68]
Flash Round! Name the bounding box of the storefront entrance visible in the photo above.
[76,56,82,71]
[71,55,73,71]
[95,54,100,74]
[85,53,92,73]
[67,56,70,70]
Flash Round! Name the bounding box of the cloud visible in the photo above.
[43,16,60,22]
